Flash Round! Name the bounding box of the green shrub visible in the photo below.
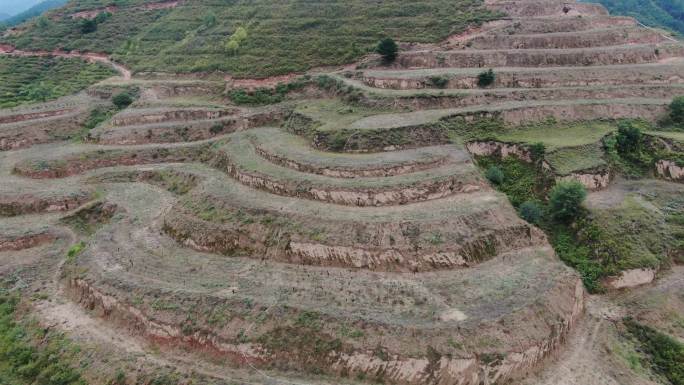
[477,69,495,87]
[428,75,449,88]
[624,318,684,385]
[112,92,133,109]
[549,181,587,222]
[529,142,546,162]
[0,295,86,385]
[669,95,684,124]
[616,121,642,154]
[485,166,504,185]
[377,38,398,63]
[519,201,543,224]
[228,79,307,106]
[80,19,97,34]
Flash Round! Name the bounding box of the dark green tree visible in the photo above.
[477,69,495,87]
[549,181,587,222]
[615,121,642,154]
[112,92,133,109]
[80,19,97,34]
[377,38,398,63]
[485,166,504,185]
[519,201,543,224]
[669,95,684,124]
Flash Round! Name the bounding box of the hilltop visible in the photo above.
[1,0,498,77]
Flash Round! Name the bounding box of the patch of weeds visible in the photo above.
[0,294,87,385]
[295,311,322,330]
[150,299,179,311]
[229,78,308,106]
[65,241,86,264]
[623,318,684,385]
[428,75,450,88]
[425,232,444,245]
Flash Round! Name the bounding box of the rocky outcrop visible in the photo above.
[557,170,612,191]
[655,159,684,181]
[604,268,656,289]
[466,141,533,162]
[0,231,56,251]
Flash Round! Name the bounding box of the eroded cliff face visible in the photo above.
[656,159,684,181]
[557,171,611,191]
[604,269,656,289]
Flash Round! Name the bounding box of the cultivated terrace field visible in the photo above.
[0,0,683,385]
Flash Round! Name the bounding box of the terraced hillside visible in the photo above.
[1,0,683,384]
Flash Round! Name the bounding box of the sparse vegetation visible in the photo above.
[624,318,684,385]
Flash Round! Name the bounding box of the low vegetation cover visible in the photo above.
[2,0,498,77]
[624,318,684,385]
[474,137,682,292]
[0,295,86,385]
[0,56,114,108]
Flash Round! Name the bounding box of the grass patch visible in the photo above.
[65,242,86,264]
[545,143,607,175]
[0,295,86,385]
[495,121,616,150]
[624,318,684,385]
[0,56,114,109]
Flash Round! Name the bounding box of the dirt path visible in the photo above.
[524,295,658,385]
[0,44,131,80]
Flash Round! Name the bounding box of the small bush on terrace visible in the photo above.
[485,166,504,185]
[519,201,543,224]
[669,95,684,124]
[616,121,642,154]
[112,92,134,109]
[428,75,450,88]
[477,69,495,87]
[377,38,398,63]
[549,181,587,222]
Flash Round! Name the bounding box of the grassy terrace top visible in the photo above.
[252,127,466,169]
[346,98,670,131]
[219,130,480,189]
[3,0,498,77]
